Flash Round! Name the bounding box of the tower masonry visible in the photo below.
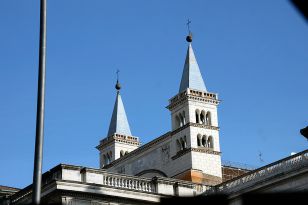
[166,36,222,185]
[100,34,222,186]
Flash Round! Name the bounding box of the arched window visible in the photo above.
[106,153,111,164]
[207,136,214,149]
[200,111,205,124]
[182,111,186,125]
[202,135,207,147]
[120,150,124,157]
[175,115,181,128]
[179,113,183,127]
[195,110,200,123]
[206,112,211,126]
[125,151,129,155]
[103,154,107,166]
[183,136,187,149]
[176,139,181,152]
[180,138,185,150]
[197,134,202,146]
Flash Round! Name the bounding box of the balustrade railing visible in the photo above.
[100,172,154,192]
[215,150,308,193]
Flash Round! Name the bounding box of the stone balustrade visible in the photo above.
[11,164,208,204]
[84,169,154,193]
[212,150,308,194]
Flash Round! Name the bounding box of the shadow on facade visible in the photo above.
[160,192,307,205]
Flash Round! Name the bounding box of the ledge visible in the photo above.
[172,148,221,160]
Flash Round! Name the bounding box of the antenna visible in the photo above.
[258,151,264,163]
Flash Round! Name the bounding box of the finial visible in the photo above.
[186,19,193,42]
[115,69,121,90]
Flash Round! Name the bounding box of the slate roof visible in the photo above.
[179,43,207,93]
[107,91,132,137]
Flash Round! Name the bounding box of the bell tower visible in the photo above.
[167,33,222,185]
[97,78,140,168]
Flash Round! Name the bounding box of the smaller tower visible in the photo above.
[96,78,140,169]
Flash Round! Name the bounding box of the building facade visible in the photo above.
[98,35,222,185]
[4,34,308,205]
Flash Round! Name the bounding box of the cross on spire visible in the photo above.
[187,19,192,34]
[116,69,120,81]
[115,69,121,91]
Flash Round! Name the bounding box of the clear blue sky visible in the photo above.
[0,0,307,188]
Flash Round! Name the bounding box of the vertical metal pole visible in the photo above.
[32,0,47,204]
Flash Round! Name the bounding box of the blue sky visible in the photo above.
[0,0,307,188]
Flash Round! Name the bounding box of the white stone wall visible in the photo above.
[171,102,189,131]
[114,142,139,160]
[106,89,222,182]
[108,137,193,178]
[62,168,82,182]
[99,144,115,168]
[191,152,222,178]
[171,128,191,155]
[189,127,220,152]
[99,141,139,168]
[187,100,218,127]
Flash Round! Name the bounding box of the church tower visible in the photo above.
[96,79,140,168]
[167,34,222,185]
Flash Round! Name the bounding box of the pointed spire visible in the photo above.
[107,77,132,137]
[179,38,207,93]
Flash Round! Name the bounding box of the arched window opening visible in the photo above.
[176,115,181,128]
[180,138,185,150]
[183,136,187,149]
[195,110,200,123]
[106,153,111,164]
[179,113,183,127]
[197,134,201,146]
[206,112,211,126]
[182,111,186,125]
[200,111,205,124]
[176,139,181,152]
[103,154,107,166]
[120,150,124,157]
[202,136,207,147]
[125,151,129,155]
[207,136,214,149]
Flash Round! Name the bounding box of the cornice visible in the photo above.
[167,89,220,111]
[96,134,141,151]
[171,148,221,160]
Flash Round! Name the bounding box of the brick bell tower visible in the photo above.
[167,33,222,185]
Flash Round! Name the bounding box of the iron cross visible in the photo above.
[187,19,192,33]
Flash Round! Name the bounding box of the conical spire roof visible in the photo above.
[107,87,132,137]
[179,43,207,93]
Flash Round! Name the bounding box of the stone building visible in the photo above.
[4,35,308,205]
[97,36,223,186]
